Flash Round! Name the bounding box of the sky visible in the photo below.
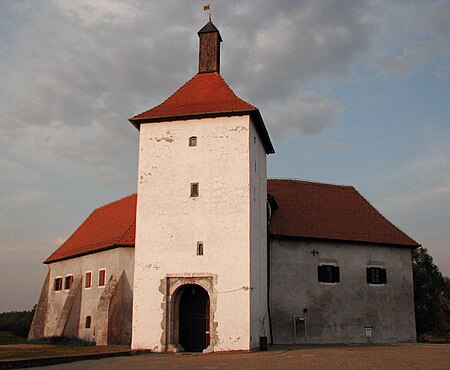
[0,0,449,312]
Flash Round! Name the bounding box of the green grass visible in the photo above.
[0,332,27,345]
[0,343,129,360]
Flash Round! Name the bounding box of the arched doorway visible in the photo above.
[178,284,210,352]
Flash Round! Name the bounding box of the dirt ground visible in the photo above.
[34,344,450,370]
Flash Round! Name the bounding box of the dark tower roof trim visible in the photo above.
[198,20,223,41]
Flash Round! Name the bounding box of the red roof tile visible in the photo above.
[130,72,256,121]
[45,180,418,263]
[268,179,419,247]
[129,72,274,154]
[44,194,136,264]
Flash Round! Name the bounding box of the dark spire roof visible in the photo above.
[198,20,223,41]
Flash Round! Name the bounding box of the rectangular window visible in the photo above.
[367,267,387,284]
[98,269,106,287]
[85,316,91,329]
[318,265,340,283]
[85,272,92,288]
[64,275,73,290]
[190,182,199,197]
[197,242,204,256]
[54,277,62,291]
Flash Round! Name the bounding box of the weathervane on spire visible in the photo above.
[204,3,211,21]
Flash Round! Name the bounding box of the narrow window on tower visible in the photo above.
[197,242,204,256]
[189,136,197,147]
[190,182,199,197]
[85,316,91,329]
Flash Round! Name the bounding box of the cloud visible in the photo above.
[266,91,342,138]
[325,142,349,151]
[421,0,450,39]
[377,144,450,211]
[368,0,450,78]
[373,40,435,77]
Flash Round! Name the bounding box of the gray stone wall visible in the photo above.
[270,238,416,344]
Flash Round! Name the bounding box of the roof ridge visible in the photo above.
[130,74,199,120]
[351,188,420,246]
[269,177,354,189]
[216,73,256,110]
[118,220,136,244]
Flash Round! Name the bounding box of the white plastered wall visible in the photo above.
[45,248,134,341]
[249,118,269,349]
[132,115,267,352]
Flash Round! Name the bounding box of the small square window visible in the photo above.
[85,272,92,288]
[54,277,62,291]
[367,267,387,284]
[190,183,199,197]
[98,269,106,287]
[189,136,197,146]
[64,275,73,290]
[318,265,340,283]
[197,242,204,256]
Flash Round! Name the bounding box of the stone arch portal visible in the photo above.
[177,284,210,352]
[162,275,217,353]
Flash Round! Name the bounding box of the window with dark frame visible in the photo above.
[197,242,204,256]
[85,272,92,288]
[189,136,197,147]
[85,316,91,329]
[54,277,62,291]
[64,275,73,290]
[366,267,387,284]
[190,182,199,197]
[98,269,106,287]
[318,265,340,283]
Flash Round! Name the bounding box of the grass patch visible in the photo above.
[0,344,129,360]
[0,332,28,345]
[29,336,95,346]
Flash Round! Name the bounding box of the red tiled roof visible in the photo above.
[268,179,419,247]
[129,72,274,154]
[130,72,256,121]
[44,194,136,264]
[45,180,418,263]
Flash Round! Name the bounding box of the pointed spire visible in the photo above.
[198,20,222,73]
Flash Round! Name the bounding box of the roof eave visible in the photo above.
[129,109,275,154]
[270,234,420,249]
[44,244,135,265]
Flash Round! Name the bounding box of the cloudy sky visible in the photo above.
[0,0,449,312]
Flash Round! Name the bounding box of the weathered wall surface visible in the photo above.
[108,271,133,345]
[43,247,134,343]
[133,115,267,352]
[28,272,50,340]
[270,239,416,344]
[249,118,269,349]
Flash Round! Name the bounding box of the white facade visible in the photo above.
[43,248,134,342]
[132,115,269,352]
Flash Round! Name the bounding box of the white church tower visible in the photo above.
[129,20,274,352]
